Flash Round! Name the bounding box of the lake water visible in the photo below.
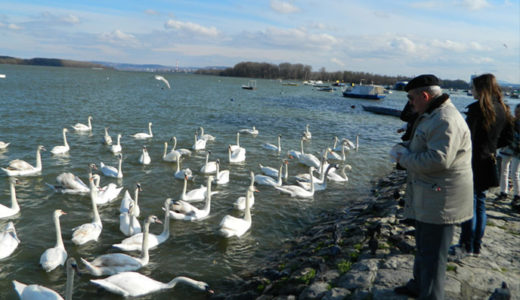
[0,64,480,299]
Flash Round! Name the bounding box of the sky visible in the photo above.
[0,0,519,83]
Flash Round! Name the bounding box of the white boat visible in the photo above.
[241,80,256,90]
[343,82,385,100]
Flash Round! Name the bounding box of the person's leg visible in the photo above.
[458,192,476,253]
[473,190,487,254]
[417,221,454,300]
[395,221,420,297]
[511,157,520,197]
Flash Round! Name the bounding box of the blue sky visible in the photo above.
[0,0,519,83]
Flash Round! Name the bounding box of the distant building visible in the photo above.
[394,81,408,91]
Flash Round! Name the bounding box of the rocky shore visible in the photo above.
[213,170,520,300]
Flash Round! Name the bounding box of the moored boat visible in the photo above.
[343,83,386,100]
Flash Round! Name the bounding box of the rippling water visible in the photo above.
[0,64,479,299]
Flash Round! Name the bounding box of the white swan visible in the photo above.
[40,209,67,272]
[14,257,78,300]
[110,134,122,154]
[168,176,214,221]
[138,146,151,165]
[131,122,153,139]
[72,116,92,132]
[218,188,253,238]
[90,273,212,298]
[103,127,113,145]
[2,145,45,177]
[275,167,315,198]
[200,151,217,174]
[93,174,123,205]
[192,133,206,151]
[297,163,338,191]
[71,177,102,245]
[259,160,288,179]
[239,126,259,135]
[229,132,243,152]
[0,179,20,219]
[327,164,352,182]
[0,221,20,259]
[255,164,283,187]
[327,145,347,161]
[119,202,141,236]
[47,172,90,195]
[298,139,320,168]
[287,137,304,160]
[262,134,281,153]
[302,124,312,140]
[214,159,229,185]
[81,215,162,276]
[180,175,214,202]
[174,153,193,180]
[51,128,70,155]
[113,198,171,252]
[198,126,215,141]
[162,141,179,162]
[171,136,192,157]
[100,154,123,178]
[120,183,141,216]
[228,144,246,164]
[234,172,257,210]
[0,141,10,149]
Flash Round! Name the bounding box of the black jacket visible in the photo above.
[465,100,508,190]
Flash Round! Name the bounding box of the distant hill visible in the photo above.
[0,55,108,69]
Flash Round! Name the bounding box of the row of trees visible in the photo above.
[195,61,470,89]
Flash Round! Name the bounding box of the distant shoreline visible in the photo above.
[0,55,108,69]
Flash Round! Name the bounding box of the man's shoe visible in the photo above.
[394,285,419,298]
[496,192,508,201]
[448,245,472,261]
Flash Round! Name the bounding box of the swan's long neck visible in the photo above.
[172,137,177,151]
[55,213,64,249]
[140,218,151,263]
[204,177,212,211]
[63,129,69,147]
[277,165,283,185]
[215,161,220,175]
[134,187,139,207]
[90,180,101,226]
[65,261,76,300]
[9,181,19,212]
[341,145,346,161]
[104,127,109,137]
[333,137,338,149]
[228,147,232,162]
[300,139,304,154]
[163,142,168,157]
[166,276,200,289]
[161,201,170,238]
[94,176,100,188]
[244,190,252,222]
[182,177,187,197]
[117,135,121,146]
[277,135,281,152]
[284,162,288,181]
[35,147,42,170]
[148,123,152,135]
[87,117,92,130]
[117,157,123,177]
[341,165,348,179]
[199,127,204,136]
[249,171,255,187]
[176,156,181,173]
[236,132,240,147]
[356,135,359,151]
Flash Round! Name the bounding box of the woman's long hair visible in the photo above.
[473,73,506,131]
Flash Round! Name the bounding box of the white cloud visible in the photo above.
[62,14,80,24]
[100,29,140,47]
[270,0,299,14]
[261,27,338,50]
[458,0,490,10]
[144,9,160,16]
[430,39,466,52]
[471,56,494,64]
[330,57,345,67]
[8,23,21,30]
[164,19,219,37]
[40,11,80,25]
[390,37,417,54]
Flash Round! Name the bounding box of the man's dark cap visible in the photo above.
[404,74,440,92]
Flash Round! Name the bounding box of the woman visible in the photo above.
[457,74,511,256]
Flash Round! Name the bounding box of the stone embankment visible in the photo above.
[213,170,520,300]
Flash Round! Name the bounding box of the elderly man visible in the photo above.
[394,74,473,299]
